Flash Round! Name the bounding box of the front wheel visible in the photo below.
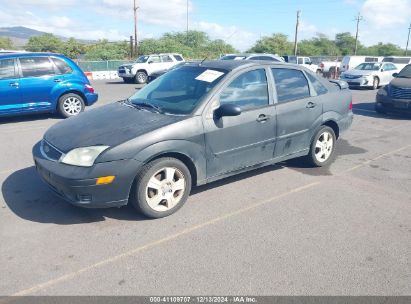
[131,158,192,218]
[372,77,380,90]
[306,126,337,167]
[135,71,148,84]
[58,93,85,118]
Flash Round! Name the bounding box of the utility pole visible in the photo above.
[133,0,139,57]
[406,22,411,56]
[129,36,134,59]
[186,0,189,45]
[354,12,363,55]
[294,10,301,56]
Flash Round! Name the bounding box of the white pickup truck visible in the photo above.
[319,61,341,77]
[118,53,185,84]
[283,56,320,73]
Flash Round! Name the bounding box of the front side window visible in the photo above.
[52,57,73,74]
[272,68,310,103]
[19,57,55,77]
[149,56,161,63]
[0,58,16,80]
[220,69,269,111]
[135,56,149,63]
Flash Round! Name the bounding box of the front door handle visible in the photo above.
[306,102,316,108]
[54,79,62,83]
[9,82,19,87]
[256,114,270,122]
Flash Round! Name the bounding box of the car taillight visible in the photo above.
[320,63,324,68]
[349,99,353,111]
[85,84,94,93]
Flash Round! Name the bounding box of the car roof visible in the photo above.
[0,52,64,59]
[183,59,291,71]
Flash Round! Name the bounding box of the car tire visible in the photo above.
[306,126,337,167]
[135,71,148,84]
[372,77,380,90]
[131,157,192,218]
[57,93,85,118]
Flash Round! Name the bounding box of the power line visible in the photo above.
[354,12,363,55]
[294,10,301,56]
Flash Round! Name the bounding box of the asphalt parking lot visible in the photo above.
[1,80,410,296]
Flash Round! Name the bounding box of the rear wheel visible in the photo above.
[135,71,148,84]
[306,126,336,167]
[131,157,192,218]
[58,93,85,118]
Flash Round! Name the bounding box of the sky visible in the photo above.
[0,0,410,51]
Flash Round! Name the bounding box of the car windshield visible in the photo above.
[135,55,149,63]
[129,66,227,115]
[355,63,382,71]
[220,55,246,60]
[397,65,411,78]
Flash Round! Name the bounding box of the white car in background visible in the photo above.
[220,53,285,62]
[340,55,383,73]
[118,53,185,84]
[340,62,398,89]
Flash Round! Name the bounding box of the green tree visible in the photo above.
[248,33,293,55]
[25,33,63,52]
[59,37,85,59]
[85,39,129,60]
[0,37,13,49]
[335,32,358,55]
[298,34,340,56]
[360,43,404,56]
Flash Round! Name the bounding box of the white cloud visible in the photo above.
[361,0,411,29]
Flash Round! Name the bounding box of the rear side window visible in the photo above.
[271,68,310,103]
[220,69,269,111]
[0,58,16,80]
[52,57,73,74]
[161,55,173,62]
[19,57,55,77]
[174,55,184,61]
[306,73,328,95]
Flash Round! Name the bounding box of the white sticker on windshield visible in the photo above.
[195,69,225,83]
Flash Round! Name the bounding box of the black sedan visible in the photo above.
[376,64,411,114]
[33,60,353,218]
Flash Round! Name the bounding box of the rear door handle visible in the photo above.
[306,102,316,108]
[256,114,270,122]
[54,79,62,83]
[9,82,19,87]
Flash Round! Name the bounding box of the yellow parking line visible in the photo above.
[10,181,320,296]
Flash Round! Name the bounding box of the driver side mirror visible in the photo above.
[148,60,153,64]
[214,103,241,119]
[392,73,398,77]
[381,69,384,72]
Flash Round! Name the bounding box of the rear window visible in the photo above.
[52,57,73,74]
[19,57,55,77]
[271,68,310,103]
[0,58,16,80]
[173,55,184,62]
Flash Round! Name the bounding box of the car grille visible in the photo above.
[391,87,411,100]
[40,140,63,161]
[343,75,362,79]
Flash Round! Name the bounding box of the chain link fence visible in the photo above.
[77,60,133,72]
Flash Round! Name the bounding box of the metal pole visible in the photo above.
[133,0,138,57]
[294,10,301,56]
[354,13,363,55]
[406,23,411,56]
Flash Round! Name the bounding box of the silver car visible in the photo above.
[340,62,398,89]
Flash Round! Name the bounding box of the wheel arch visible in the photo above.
[55,90,86,111]
[322,120,340,139]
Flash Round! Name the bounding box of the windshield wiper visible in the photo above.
[132,102,163,114]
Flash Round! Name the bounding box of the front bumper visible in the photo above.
[33,141,142,208]
[376,94,411,114]
[340,76,373,87]
[118,67,135,79]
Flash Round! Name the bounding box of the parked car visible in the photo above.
[118,53,185,84]
[147,62,187,83]
[340,62,398,89]
[0,52,97,118]
[220,53,284,62]
[33,60,353,218]
[382,56,411,71]
[375,64,411,114]
[340,56,383,73]
[283,56,320,73]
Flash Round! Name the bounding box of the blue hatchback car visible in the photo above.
[0,52,98,118]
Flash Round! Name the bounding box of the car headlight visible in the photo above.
[377,86,389,96]
[60,146,109,167]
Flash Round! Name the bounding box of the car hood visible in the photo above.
[344,69,376,76]
[44,102,186,152]
[390,77,411,88]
